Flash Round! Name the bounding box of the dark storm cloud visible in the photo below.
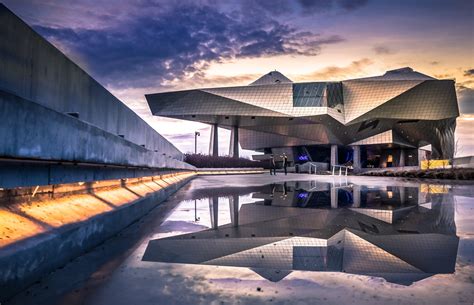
[337,0,369,11]
[241,0,293,16]
[241,0,369,16]
[464,69,474,77]
[297,0,332,13]
[297,0,369,14]
[33,2,344,89]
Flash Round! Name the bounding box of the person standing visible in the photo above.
[283,154,288,175]
[269,155,273,175]
[269,155,276,175]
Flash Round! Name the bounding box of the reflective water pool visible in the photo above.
[9,175,473,305]
[143,181,460,285]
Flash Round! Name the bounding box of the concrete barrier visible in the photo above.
[360,166,420,173]
[0,90,195,188]
[196,168,265,175]
[0,90,194,171]
[0,171,195,301]
[0,4,182,160]
[453,156,474,168]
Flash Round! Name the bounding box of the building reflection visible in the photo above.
[253,181,426,224]
[144,181,458,285]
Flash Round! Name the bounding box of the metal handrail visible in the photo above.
[331,165,348,176]
[308,162,318,174]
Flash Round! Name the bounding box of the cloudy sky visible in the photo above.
[3,0,473,157]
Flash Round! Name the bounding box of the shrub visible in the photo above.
[441,172,455,179]
[361,167,474,180]
[184,153,267,168]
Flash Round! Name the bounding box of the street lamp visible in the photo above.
[194,131,200,154]
[194,199,200,221]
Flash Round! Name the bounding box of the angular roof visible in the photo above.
[145,67,458,155]
[349,67,436,81]
[249,71,293,86]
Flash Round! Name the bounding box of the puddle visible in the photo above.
[143,180,460,285]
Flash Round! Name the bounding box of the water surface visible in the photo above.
[9,175,474,305]
[143,181,460,286]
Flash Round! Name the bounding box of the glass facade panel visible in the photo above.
[292,82,343,108]
[327,82,343,108]
[293,82,327,107]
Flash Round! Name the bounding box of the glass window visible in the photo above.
[293,82,343,108]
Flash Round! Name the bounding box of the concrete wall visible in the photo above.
[0,4,182,161]
[0,90,194,188]
[360,166,420,173]
[0,172,195,301]
[0,6,198,300]
[453,156,474,168]
[0,160,190,189]
[196,168,265,175]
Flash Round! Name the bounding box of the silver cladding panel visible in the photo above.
[146,69,459,157]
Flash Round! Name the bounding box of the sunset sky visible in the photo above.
[4,0,473,157]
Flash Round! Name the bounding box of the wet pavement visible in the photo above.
[6,174,474,305]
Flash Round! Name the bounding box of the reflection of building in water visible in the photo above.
[254,181,422,223]
[143,182,458,285]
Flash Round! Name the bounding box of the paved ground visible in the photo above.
[5,174,474,305]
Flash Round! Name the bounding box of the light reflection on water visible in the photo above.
[143,180,463,285]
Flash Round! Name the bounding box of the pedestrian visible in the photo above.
[269,155,273,175]
[283,154,288,175]
[270,155,276,175]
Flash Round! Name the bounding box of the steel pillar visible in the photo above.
[399,149,406,167]
[209,124,219,157]
[330,145,338,169]
[229,126,239,158]
[229,195,239,227]
[352,145,361,172]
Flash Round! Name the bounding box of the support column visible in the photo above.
[330,145,338,170]
[417,185,426,205]
[209,124,218,157]
[331,187,338,209]
[352,145,361,172]
[229,126,239,158]
[399,187,406,204]
[353,185,361,208]
[399,149,406,167]
[417,149,425,167]
[209,196,219,229]
[229,195,239,227]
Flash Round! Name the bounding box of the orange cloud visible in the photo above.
[294,58,374,81]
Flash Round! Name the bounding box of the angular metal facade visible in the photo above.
[146,68,459,160]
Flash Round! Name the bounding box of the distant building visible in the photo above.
[146,68,459,171]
